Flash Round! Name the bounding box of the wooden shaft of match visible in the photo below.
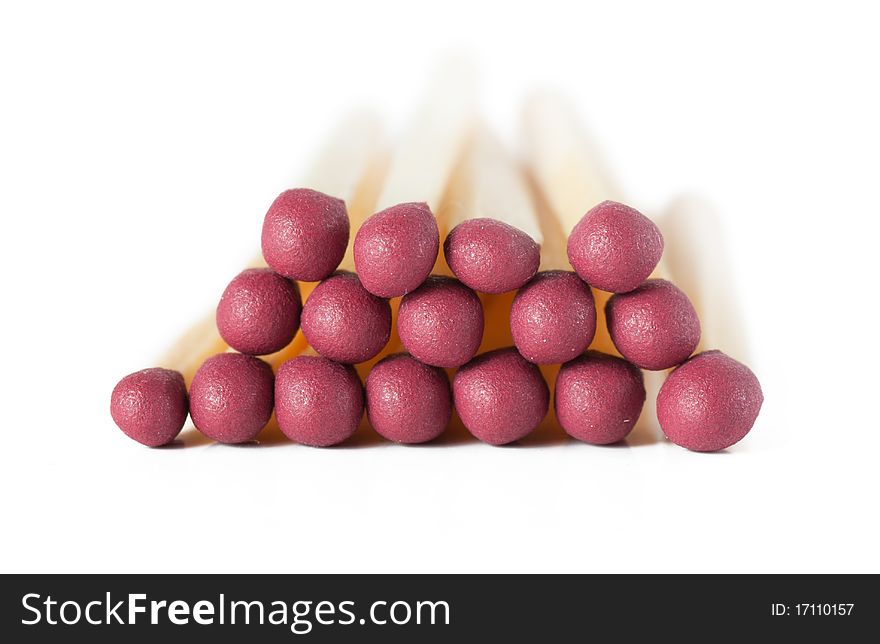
[159,110,385,384]
[523,92,623,233]
[522,91,635,356]
[263,113,388,372]
[156,313,222,386]
[444,124,544,244]
[522,91,668,438]
[657,195,748,359]
[436,123,554,352]
[250,109,387,272]
[375,61,476,213]
[352,66,478,378]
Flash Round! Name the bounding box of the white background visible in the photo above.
[1,0,878,573]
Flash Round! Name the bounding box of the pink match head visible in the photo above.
[510,270,596,364]
[354,202,439,297]
[275,355,364,447]
[261,188,349,282]
[567,200,663,293]
[188,353,274,444]
[444,218,540,294]
[605,278,700,370]
[366,353,451,444]
[216,268,301,356]
[300,272,391,364]
[657,350,763,452]
[397,276,484,368]
[555,351,646,444]
[110,368,188,447]
[452,347,549,445]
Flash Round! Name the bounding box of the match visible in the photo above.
[111,82,762,452]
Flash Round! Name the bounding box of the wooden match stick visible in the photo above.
[523,91,640,355]
[523,91,670,440]
[657,195,749,360]
[437,122,548,353]
[443,124,544,243]
[374,61,476,213]
[348,62,478,379]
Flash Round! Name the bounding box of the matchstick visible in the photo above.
[657,195,750,360]
[444,124,544,243]
[374,61,476,213]
[523,91,668,441]
[435,123,546,353]
[349,63,478,379]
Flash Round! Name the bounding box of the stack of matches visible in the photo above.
[110,87,763,453]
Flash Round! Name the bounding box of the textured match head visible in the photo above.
[657,350,763,452]
[452,347,549,445]
[567,200,664,293]
[510,270,596,364]
[443,218,540,294]
[555,351,646,445]
[354,202,440,297]
[605,278,700,370]
[366,353,452,444]
[261,188,349,282]
[275,355,364,447]
[300,272,391,364]
[216,268,302,356]
[189,353,274,444]
[397,276,484,368]
[110,368,188,447]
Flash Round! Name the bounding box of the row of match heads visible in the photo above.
[111,190,763,452]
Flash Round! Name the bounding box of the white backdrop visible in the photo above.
[1,0,877,573]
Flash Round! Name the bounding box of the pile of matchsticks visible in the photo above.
[110,86,763,453]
